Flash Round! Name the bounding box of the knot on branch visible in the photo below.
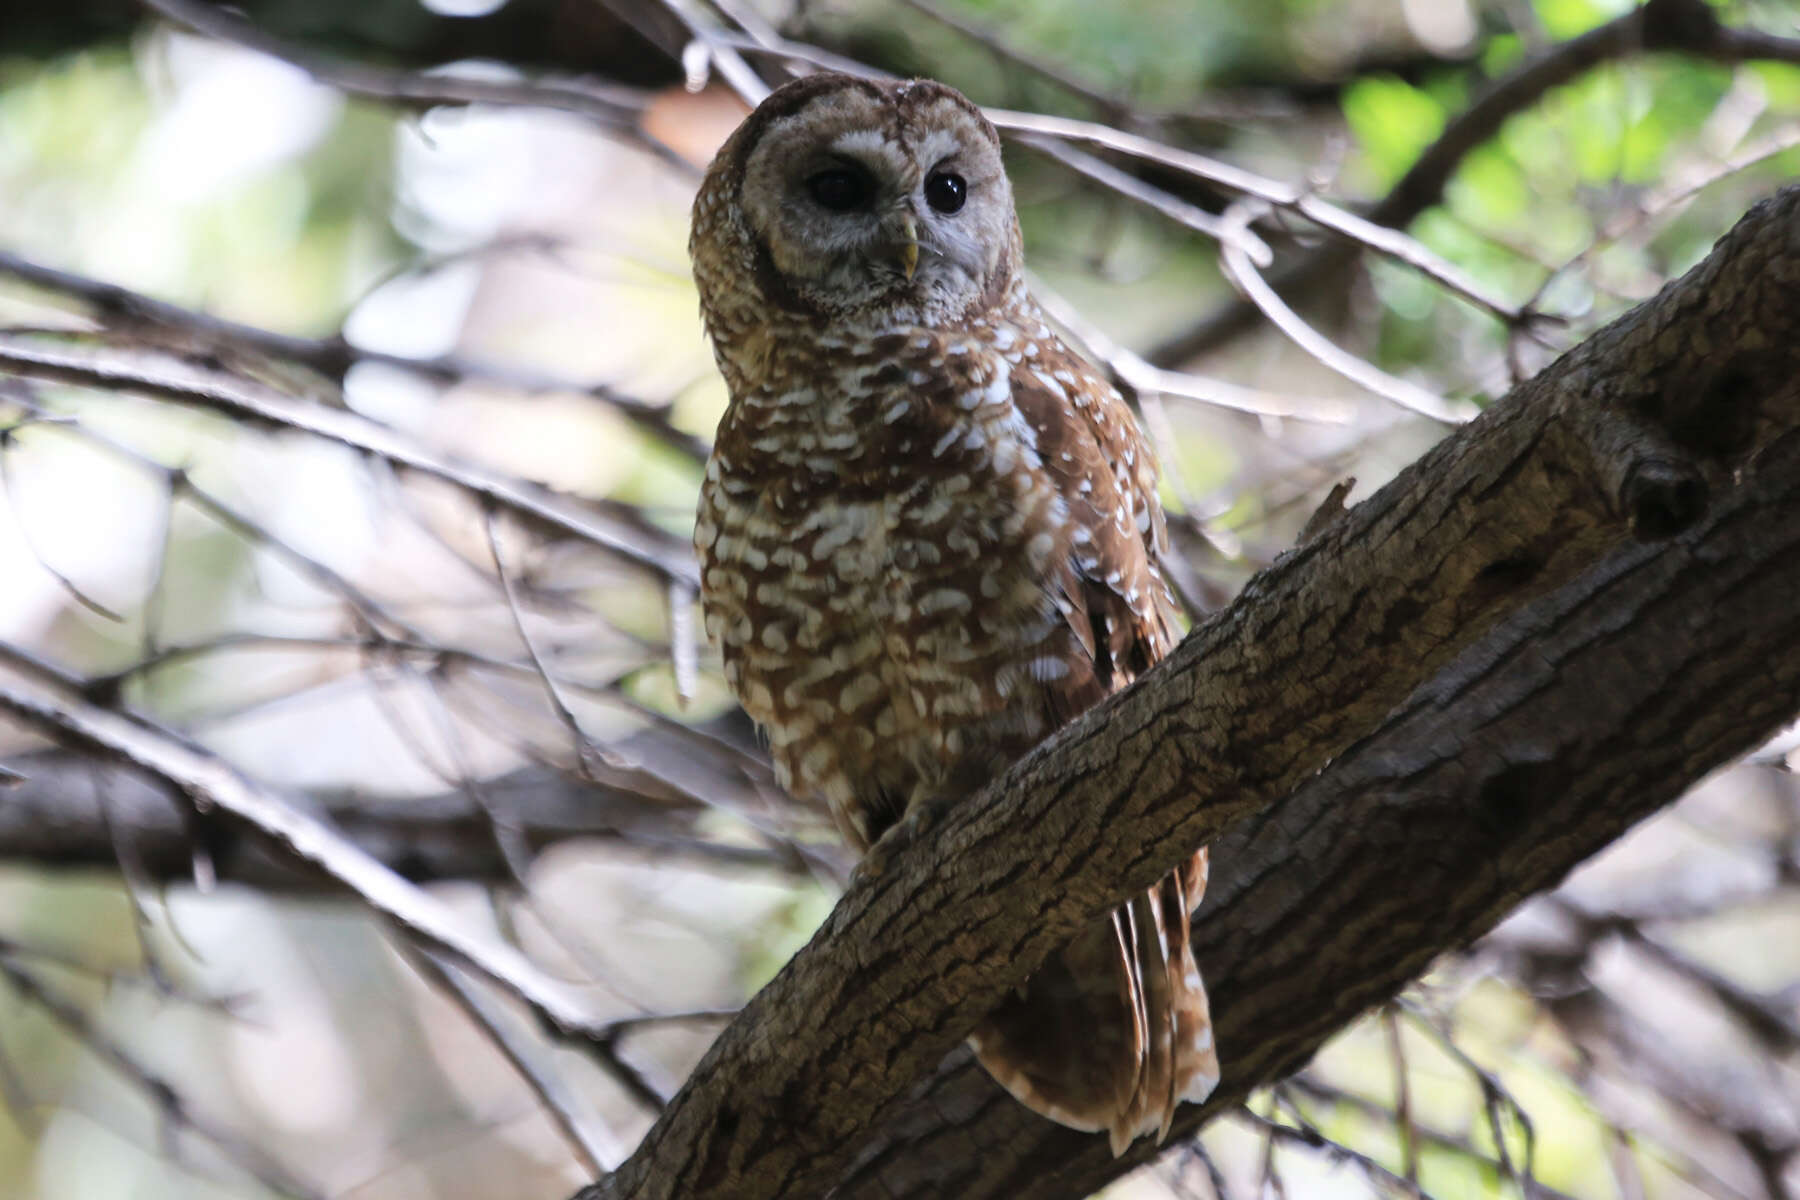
[1567,399,1714,542]
[1621,457,1709,540]
[1573,337,1789,541]
[1608,351,1786,541]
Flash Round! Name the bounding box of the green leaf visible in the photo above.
[1752,61,1800,108]
[1533,0,1629,40]
[1342,75,1447,191]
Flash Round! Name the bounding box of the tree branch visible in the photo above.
[0,671,612,1037]
[0,751,820,888]
[0,248,710,460]
[579,186,1800,1198]
[136,0,657,137]
[0,336,699,586]
[1147,0,1800,367]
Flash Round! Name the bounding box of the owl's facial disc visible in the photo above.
[735,80,1015,323]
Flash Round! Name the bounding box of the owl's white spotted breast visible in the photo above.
[696,309,1173,850]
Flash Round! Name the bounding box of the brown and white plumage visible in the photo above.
[689,72,1218,1152]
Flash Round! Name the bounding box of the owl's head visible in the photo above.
[691,73,1021,332]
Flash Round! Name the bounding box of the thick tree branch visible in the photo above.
[829,420,1800,1200]
[580,187,1800,1199]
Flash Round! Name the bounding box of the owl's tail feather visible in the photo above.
[968,848,1219,1155]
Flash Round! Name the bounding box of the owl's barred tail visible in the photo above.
[968,849,1219,1155]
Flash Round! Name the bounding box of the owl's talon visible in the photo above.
[854,789,954,879]
[854,837,896,881]
[905,787,958,839]
[856,818,908,878]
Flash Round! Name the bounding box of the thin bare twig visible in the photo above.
[0,667,611,1042]
[1168,1139,1233,1200]
[1289,1074,1587,1200]
[1217,201,1477,423]
[1253,1094,1431,1199]
[1399,1000,1540,1195]
[0,251,710,461]
[1556,898,1800,1051]
[484,506,606,774]
[407,947,625,1174]
[1527,124,1800,318]
[3,392,423,643]
[1026,278,1354,422]
[1015,136,1274,265]
[984,107,1527,328]
[1383,1006,1421,1188]
[652,0,770,106]
[0,419,128,622]
[892,0,1135,118]
[0,336,699,587]
[0,956,324,1199]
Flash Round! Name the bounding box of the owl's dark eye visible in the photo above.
[925,171,966,214]
[807,167,871,212]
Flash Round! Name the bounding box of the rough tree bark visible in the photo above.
[578,187,1800,1199]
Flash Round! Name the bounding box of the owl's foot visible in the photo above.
[853,785,961,880]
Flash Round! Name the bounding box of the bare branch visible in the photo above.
[984,107,1527,328]
[0,250,710,461]
[0,670,610,1038]
[1287,1075,1585,1200]
[0,336,699,587]
[0,748,819,888]
[136,0,661,144]
[1150,0,1800,366]
[0,956,324,1199]
[407,947,626,1174]
[1243,1101,1430,1200]
[1216,201,1476,423]
[1026,279,1354,423]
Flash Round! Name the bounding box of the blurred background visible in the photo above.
[0,0,1797,1196]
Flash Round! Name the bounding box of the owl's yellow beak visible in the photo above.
[898,214,919,281]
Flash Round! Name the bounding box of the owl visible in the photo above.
[690,72,1218,1153]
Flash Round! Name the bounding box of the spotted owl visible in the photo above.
[690,72,1218,1152]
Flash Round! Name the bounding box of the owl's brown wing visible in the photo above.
[1018,336,1179,686]
[967,338,1218,1153]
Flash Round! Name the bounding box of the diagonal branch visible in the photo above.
[578,187,1800,1199]
[0,249,709,460]
[0,671,609,1038]
[0,956,326,1199]
[1149,0,1800,366]
[0,336,699,587]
